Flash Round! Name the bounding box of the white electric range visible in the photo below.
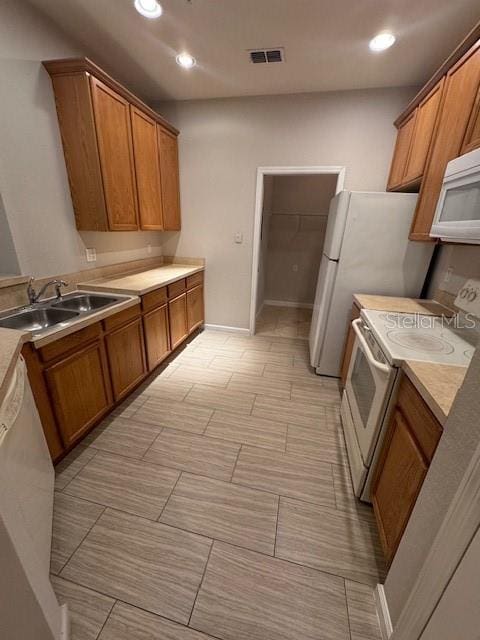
[341,305,477,502]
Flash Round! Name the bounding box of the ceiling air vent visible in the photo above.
[249,48,284,64]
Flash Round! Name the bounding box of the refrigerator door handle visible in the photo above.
[351,319,390,374]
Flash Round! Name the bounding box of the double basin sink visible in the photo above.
[0,292,124,335]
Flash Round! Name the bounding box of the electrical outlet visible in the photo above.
[292,264,299,272]
[444,267,453,284]
[234,232,243,244]
[85,248,96,263]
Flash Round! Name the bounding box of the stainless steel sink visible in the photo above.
[51,293,121,313]
[0,307,79,332]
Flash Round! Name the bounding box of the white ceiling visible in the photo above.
[31,0,480,102]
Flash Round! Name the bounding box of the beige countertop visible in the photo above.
[78,264,204,296]
[402,360,467,426]
[354,294,454,316]
[0,328,29,405]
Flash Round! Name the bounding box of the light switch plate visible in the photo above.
[85,248,96,263]
[234,232,243,244]
[454,278,480,317]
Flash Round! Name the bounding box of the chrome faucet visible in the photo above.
[27,277,69,304]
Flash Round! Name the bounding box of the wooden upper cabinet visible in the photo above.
[387,80,444,192]
[403,80,444,184]
[90,77,139,230]
[43,57,180,232]
[409,44,480,241]
[158,127,181,230]
[462,84,480,154]
[130,106,164,230]
[387,111,417,191]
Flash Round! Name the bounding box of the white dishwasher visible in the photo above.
[0,355,67,640]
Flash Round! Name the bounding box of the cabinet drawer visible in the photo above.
[39,322,102,363]
[167,278,186,299]
[186,271,204,289]
[397,375,443,462]
[103,303,141,332]
[142,287,167,312]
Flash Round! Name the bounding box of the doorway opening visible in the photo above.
[250,166,345,336]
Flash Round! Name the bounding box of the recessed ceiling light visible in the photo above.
[134,0,162,19]
[369,32,396,52]
[176,52,196,69]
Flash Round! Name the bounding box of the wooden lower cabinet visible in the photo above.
[187,285,204,333]
[143,304,171,371]
[105,317,147,400]
[372,375,443,564]
[44,340,112,448]
[340,303,361,386]
[168,293,188,349]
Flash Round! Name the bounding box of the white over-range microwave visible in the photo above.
[430,147,480,244]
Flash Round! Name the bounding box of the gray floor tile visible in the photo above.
[241,350,294,366]
[227,372,291,398]
[160,474,278,555]
[51,576,114,640]
[332,464,377,523]
[232,446,336,506]
[287,423,347,465]
[99,602,216,639]
[205,411,287,451]
[276,497,385,585]
[55,446,97,491]
[184,385,255,415]
[291,382,341,406]
[252,395,326,428]
[64,451,179,520]
[208,355,265,375]
[82,416,163,459]
[169,364,233,388]
[262,363,323,385]
[133,397,213,433]
[143,429,240,481]
[61,509,212,625]
[345,580,382,640]
[146,378,194,401]
[190,541,349,640]
[51,493,104,575]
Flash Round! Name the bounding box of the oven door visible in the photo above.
[345,319,396,465]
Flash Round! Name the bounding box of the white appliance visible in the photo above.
[309,191,434,375]
[430,147,480,243]
[342,309,475,501]
[0,357,67,640]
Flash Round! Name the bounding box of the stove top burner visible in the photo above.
[386,330,454,354]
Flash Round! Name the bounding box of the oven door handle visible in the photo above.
[352,319,390,374]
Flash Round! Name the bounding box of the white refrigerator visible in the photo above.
[309,191,434,376]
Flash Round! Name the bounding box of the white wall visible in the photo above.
[0,0,164,279]
[256,175,273,315]
[156,85,417,328]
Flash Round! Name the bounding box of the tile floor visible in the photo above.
[255,304,312,339]
[51,329,384,640]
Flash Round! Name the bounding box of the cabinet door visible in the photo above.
[372,408,428,563]
[340,304,361,386]
[45,341,113,448]
[187,285,204,333]
[158,126,181,230]
[461,84,480,154]
[403,79,444,184]
[131,106,164,230]
[90,76,139,230]
[105,318,147,401]
[410,45,480,241]
[168,293,188,349]
[387,111,417,191]
[143,304,171,371]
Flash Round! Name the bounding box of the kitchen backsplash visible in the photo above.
[428,244,480,311]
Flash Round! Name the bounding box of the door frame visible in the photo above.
[249,165,346,335]
[376,429,480,639]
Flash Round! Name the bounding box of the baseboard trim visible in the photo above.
[203,324,250,335]
[264,299,313,309]
[374,584,393,639]
[60,603,70,640]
